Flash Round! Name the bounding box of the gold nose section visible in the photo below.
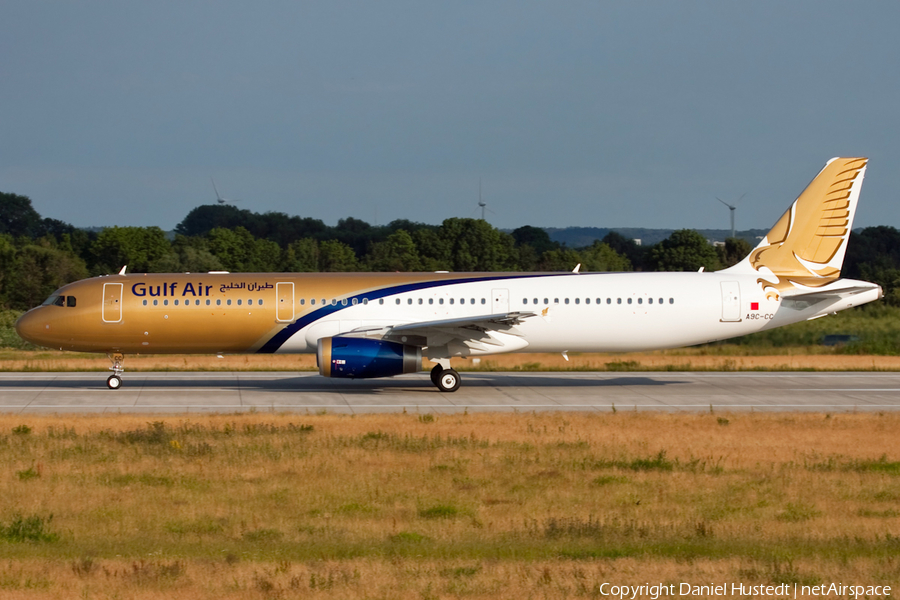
[14,309,46,347]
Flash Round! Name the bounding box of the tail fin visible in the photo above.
[726,157,868,299]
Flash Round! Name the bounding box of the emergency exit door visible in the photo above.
[102,283,123,323]
[492,288,509,314]
[276,282,294,322]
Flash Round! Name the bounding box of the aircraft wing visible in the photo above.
[390,311,537,332]
[346,311,539,355]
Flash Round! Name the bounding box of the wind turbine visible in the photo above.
[211,178,240,205]
[716,194,744,239]
[472,179,495,221]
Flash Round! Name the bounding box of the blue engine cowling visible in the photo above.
[317,336,422,379]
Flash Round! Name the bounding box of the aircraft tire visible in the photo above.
[430,364,443,386]
[436,369,460,393]
[107,375,122,390]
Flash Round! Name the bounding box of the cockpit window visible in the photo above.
[41,294,77,307]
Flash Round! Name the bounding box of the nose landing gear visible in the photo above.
[107,353,125,390]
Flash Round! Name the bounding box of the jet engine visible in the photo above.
[317,336,422,379]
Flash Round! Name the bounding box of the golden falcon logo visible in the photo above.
[750,158,867,300]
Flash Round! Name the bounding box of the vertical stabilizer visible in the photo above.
[725,157,867,299]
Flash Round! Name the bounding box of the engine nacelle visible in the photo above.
[317,336,422,379]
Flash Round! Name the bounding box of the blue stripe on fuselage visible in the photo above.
[257,273,570,353]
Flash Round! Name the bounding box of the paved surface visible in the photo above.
[0,371,898,413]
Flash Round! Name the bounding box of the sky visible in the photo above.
[1,1,899,232]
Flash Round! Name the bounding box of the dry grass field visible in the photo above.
[3,349,900,373]
[0,412,897,598]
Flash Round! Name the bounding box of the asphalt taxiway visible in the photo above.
[0,371,897,413]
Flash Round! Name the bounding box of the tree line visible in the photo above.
[1,190,898,311]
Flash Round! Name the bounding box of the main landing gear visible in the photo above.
[107,353,124,390]
[430,363,460,393]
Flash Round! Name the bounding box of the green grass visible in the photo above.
[0,412,897,597]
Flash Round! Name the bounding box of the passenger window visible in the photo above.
[216,299,221,306]
[554,298,559,304]
[669,298,674,304]
[395,299,401,305]
[565,298,570,304]
[574,298,580,304]
[470,298,475,304]
[408,298,413,305]
[258,299,262,305]
[429,299,434,305]
[627,298,632,304]
[450,299,454,305]
[648,298,653,304]
[638,298,642,304]
[331,299,337,306]
[481,298,486,305]
[322,299,326,306]
[248,299,253,306]
[659,298,664,304]
[174,300,179,306]
[379,299,384,305]
[227,299,232,306]
[300,299,305,305]
[439,298,444,305]
[418,298,422,305]
[237,299,242,306]
[153,300,158,306]
[353,298,358,306]
[585,298,590,304]
[362,298,368,305]
[533,298,538,304]
[459,298,464,304]
[617,298,622,304]
[341,298,347,306]
[206,299,210,305]
[142,299,147,306]
[311,298,316,305]
[544,298,548,304]
[67,296,76,307]
[164,300,169,306]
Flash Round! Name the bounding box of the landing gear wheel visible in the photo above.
[106,352,125,389]
[436,369,461,393]
[430,364,443,386]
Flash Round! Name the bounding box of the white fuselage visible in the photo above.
[273,272,878,355]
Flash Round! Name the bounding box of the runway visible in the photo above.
[0,371,898,413]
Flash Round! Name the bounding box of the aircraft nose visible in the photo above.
[14,309,45,346]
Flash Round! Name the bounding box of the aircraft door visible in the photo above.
[102,283,123,323]
[720,281,741,322]
[276,282,294,322]
[491,288,509,314]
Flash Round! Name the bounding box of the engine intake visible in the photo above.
[317,337,422,379]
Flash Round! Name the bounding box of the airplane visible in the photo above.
[15,158,882,392]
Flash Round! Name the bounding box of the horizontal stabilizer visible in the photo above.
[780,280,882,302]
